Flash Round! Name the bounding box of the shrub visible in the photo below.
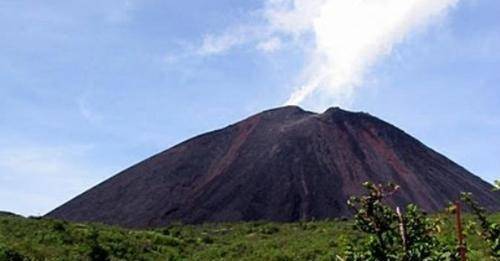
[460,192,500,258]
[87,227,110,261]
[0,244,27,261]
[259,225,280,235]
[342,182,457,261]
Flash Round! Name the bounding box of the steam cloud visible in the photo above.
[197,0,459,109]
[264,0,458,107]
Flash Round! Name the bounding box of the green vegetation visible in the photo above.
[461,192,500,258]
[1,181,498,260]
[345,182,459,260]
[0,211,498,260]
[342,182,500,260]
[494,180,500,192]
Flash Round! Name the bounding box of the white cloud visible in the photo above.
[279,0,459,108]
[193,0,459,110]
[256,37,282,52]
[199,34,241,55]
[198,26,257,56]
[264,0,324,36]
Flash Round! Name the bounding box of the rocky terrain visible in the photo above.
[47,106,500,228]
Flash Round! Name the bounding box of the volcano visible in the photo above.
[47,106,499,228]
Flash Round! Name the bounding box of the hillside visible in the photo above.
[47,106,500,227]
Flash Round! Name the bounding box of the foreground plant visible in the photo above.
[341,182,457,261]
[460,192,500,258]
[0,243,27,261]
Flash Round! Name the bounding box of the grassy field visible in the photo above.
[1,212,499,260]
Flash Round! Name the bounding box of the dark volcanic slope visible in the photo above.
[47,106,500,228]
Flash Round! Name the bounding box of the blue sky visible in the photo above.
[0,0,499,216]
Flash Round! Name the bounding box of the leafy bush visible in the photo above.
[460,192,500,258]
[0,244,27,261]
[342,182,457,261]
[87,227,110,261]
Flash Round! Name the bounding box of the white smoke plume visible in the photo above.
[194,0,459,109]
[263,0,458,107]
